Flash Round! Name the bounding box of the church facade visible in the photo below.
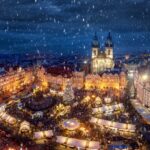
[91,32,114,73]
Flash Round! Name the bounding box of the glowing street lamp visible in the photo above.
[142,74,148,81]
[84,60,87,64]
[8,148,16,150]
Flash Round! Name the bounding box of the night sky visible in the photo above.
[0,0,150,56]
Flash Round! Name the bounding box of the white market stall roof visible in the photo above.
[0,112,17,125]
[19,121,31,133]
[0,103,6,112]
[56,136,100,149]
[49,89,63,96]
[131,99,150,124]
[34,130,53,140]
[92,103,124,114]
[90,117,135,132]
[61,118,80,130]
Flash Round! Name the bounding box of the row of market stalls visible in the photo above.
[0,103,32,137]
[0,110,54,141]
[131,99,150,124]
[0,111,17,126]
[0,111,100,148]
[49,89,63,96]
[0,103,6,112]
[0,111,33,137]
[90,117,136,134]
[34,130,54,140]
[92,103,124,114]
[56,136,100,149]
[0,111,101,148]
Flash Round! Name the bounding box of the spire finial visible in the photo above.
[92,32,99,48]
[105,32,113,47]
[108,32,111,39]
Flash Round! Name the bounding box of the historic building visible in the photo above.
[91,32,114,73]
[84,71,127,97]
[0,66,127,99]
[134,63,150,107]
[0,67,33,96]
[47,70,84,90]
[45,67,127,97]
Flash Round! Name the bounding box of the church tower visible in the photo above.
[105,32,114,59]
[91,32,100,59]
[91,32,114,73]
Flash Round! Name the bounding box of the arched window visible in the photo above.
[108,49,111,55]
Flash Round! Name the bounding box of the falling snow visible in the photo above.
[0,0,149,55]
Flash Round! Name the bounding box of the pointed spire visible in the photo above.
[94,32,98,40]
[92,32,100,48]
[107,32,112,41]
[105,32,113,47]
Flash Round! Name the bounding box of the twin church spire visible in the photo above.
[91,32,100,48]
[105,32,114,48]
[92,32,113,49]
[91,32,114,73]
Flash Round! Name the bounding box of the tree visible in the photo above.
[63,80,75,104]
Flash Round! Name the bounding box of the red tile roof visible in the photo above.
[46,66,73,77]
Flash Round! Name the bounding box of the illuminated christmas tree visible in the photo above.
[63,80,75,104]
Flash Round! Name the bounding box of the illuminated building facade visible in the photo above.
[0,67,33,96]
[0,66,127,98]
[47,71,84,90]
[46,68,127,96]
[85,71,127,96]
[91,32,114,73]
[134,63,150,107]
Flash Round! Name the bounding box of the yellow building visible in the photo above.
[0,67,34,95]
[85,72,127,90]
[91,32,114,73]
[47,71,84,90]
[0,66,127,99]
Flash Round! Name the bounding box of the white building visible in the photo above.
[134,63,150,107]
[91,32,114,73]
